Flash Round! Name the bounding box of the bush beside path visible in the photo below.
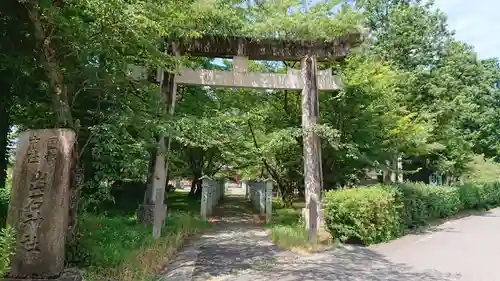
[323,182,500,246]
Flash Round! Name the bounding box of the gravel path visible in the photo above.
[162,191,500,281]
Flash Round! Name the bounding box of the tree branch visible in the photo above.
[247,120,282,183]
[78,132,96,160]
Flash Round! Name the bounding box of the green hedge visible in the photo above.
[458,182,500,209]
[324,182,500,245]
[323,186,402,245]
[396,183,462,228]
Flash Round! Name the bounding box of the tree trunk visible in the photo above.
[165,169,171,198]
[444,172,451,185]
[298,186,305,199]
[194,180,203,198]
[279,181,296,207]
[189,172,202,198]
[27,4,73,128]
[189,178,197,197]
[27,3,79,245]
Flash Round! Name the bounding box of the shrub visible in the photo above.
[458,183,481,209]
[459,182,500,209]
[0,226,16,277]
[426,186,461,218]
[0,169,12,226]
[0,190,9,228]
[395,183,431,228]
[323,186,402,245]
[324,182,500,246]
[395,183,462,228]
[476,182,500,208]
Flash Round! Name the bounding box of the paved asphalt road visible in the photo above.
[372,207,500,281]
[164,192,500,281]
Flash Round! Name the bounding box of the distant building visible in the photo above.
[359,156,445,186]
[403,156,443,185]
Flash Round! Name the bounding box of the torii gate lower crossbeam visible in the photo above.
[173,56,341,91]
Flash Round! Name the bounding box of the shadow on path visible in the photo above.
[225,245,461,281]
[163,195,462,281]
[190,195,281,281]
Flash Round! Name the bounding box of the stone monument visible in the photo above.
[5,129,81,281]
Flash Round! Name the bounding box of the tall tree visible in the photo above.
[0,1,41,189]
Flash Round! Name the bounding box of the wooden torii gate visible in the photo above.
[132,34,363,241]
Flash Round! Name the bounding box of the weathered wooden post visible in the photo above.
[385,155,403,184]
[218,179,222,202]
[301,54,322,243]
[214,181,219,205]
[200,176,210,221]
[396,156,403,183]
[250,183,254,207]
[208,181,214,215]
[255,181,260,211]
[211,182,217,210]
[208,184,212,213]
[220,179,225,200]
[264,178,273,224]
[213,183,217,211]
[6,129,82,281]
[383,160,392,183]
[259,182,266,216]
[250,182,254,206]
[242,180,249,199]
[255,184,260,212]
[251,182,258,209]
[255,182,259,209]
[218,179,223,201]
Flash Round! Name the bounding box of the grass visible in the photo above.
[0,176,204,281]
[74,190,208,281]
[167,190,201,213]
[266,199,333,253]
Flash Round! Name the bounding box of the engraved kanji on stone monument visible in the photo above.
[44,136,59,163]
[25,135,41,164]
[19,171,47,260]
[7,129,76,279]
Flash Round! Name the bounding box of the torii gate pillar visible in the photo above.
[300,55,322,243]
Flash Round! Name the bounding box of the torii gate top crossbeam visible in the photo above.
[129,56,342,91]
[166,33,364,62]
